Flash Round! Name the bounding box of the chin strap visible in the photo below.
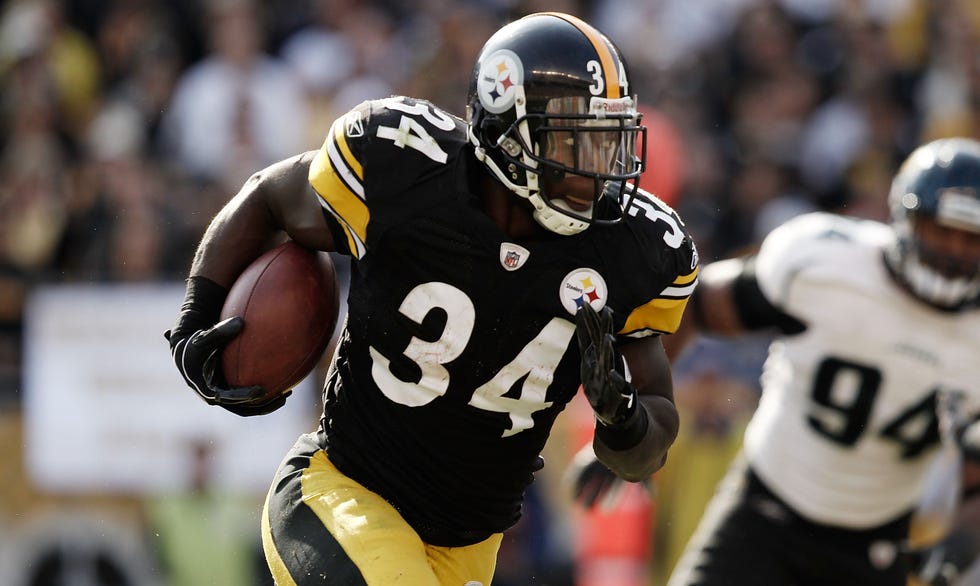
[468,124,591,235]
[888,219,980,310]
[468,82,597,236]
[468,126,529,199]
[902,251,980,309]
[533,199,591,235]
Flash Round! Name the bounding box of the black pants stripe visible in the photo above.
[263,434,368,585]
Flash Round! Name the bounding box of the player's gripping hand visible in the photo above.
[564,443,653,510]
[905,544,960,586]
[165,317,287,417]
[937,390,980,461]
[565,443,623,509]
[575,303,637,427]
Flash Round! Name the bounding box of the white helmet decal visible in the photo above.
[477,50,524,114]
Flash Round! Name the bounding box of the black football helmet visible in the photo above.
[887,137,980,309]
[466,12,646,235]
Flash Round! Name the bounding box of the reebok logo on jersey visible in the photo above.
[345,110,364,137]
[560,268,607,315]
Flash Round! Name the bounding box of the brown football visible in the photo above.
[220,241,340,399]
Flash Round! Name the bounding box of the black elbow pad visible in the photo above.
[731,256,807,335]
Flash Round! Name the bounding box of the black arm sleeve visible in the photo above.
[731,256,807,335]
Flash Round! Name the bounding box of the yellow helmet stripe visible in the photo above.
[543,12,621,99]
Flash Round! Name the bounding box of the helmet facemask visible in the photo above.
[888,189,980,310]
[498,95,646,235]
[885,138,980,310]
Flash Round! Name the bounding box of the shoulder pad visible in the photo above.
[308,97,467,258]
[755,212,890,305]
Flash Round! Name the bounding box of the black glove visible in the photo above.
[903,523,980,586]
[566,444,621,508]
[564,444,652,509]
[905,544,961,586]
[575,303,637,427]
[937,390,980,461]
[166,317,288,417]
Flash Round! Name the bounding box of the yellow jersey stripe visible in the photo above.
[309,147,367,256]
[333,117,364,186]
[309,122,370,257]
[316,196,367,259]
[673,266,699,286]
[623,296,691,336]
[544,12,621,99]
[660,267,699,299]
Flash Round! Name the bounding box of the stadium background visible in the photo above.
[0,0,977,583]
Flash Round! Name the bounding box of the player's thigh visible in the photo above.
[261,434,499,585]
[668,458,790,586]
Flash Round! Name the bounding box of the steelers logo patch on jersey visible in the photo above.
[477,49,524,114]
[560,268,607,314]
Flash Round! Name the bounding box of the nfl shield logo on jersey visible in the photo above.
[868,540,898,569]
[499,243,530,271]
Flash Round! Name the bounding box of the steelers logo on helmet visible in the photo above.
[560,268,608,315]
[477,49,524,114]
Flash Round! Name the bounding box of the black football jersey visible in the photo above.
[307,96,698,546]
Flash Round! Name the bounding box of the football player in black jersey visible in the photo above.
[165,12,699,586]
[568,138,980,586]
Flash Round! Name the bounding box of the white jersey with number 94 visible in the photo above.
[743,212,980,529]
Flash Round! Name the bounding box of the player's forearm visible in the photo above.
[593,394,679,481]
[190,186,283,287]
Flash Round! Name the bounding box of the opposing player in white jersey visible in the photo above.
[569,137,980,585]
[666,138,980,585]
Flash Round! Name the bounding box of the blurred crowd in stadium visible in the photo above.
[0,0,977,584]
